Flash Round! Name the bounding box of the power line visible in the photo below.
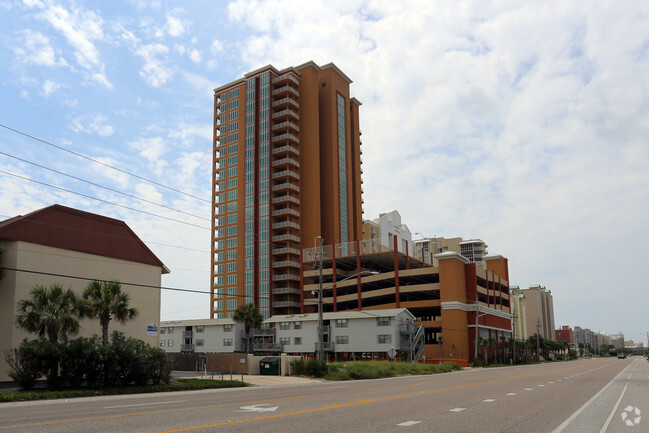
[0,123,210,203]
[0,150,209,221]
[0,214,210,253]
[0,169,210,230]
[1,266,210,295]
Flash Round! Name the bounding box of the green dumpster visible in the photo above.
[259,357,280,375]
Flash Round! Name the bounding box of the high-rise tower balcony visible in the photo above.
[271,121,299,133]
[272,273,301,282]
[272,157,299,169]
[272,233,300,243]
[272,195,300,205]
[272,246,301,255]
[271,108,299,121]
[273,286,301,295]
[271,182,300,193]
[272,97,299,110]
[272,220,301,230]
[271,170,300,181]
[273,73,300,87]
[272,145,299,157]
[272,207,300,218]
[271,132,299,145]
[272,260,301,269]
[272,85,299,98]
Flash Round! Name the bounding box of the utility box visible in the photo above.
[259,357,280,375]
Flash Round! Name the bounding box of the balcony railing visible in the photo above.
[273,300,301,308]
[181,344,195,352]
[271,108,299,120]
[272,195,300,205]
[273,286,301,295]
[272,97,299,109]
[272,221,300,230]
[272,273,301,282]
[272,208,300,218]
[252,328,276,337]
[272,246,301,255]
[272,157,299,168]
[183,331,192,338]
[272,234,300,243]
[271,132,299,144]
[271,182,300,193]
[272,145,299,156]
[315,342,334,352]
[272,170,299,180]
[272,260,301,268]
[271,120,299,132]
[273,73,300,87]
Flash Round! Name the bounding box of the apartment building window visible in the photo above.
[196,325,205,333]
[196,339,204,347]
[224,338,233,346]
[226,275,237,285]
[279,337,290,345]
[377,317,391,326]
[224,325,233,332]
[227,178,238,189]
[378,335,391,344]
[226,287,237,297]
[167,340,174,347]
[336,319,348,328]
[336,336,349,344]
[160,340,165,347]
[226,250,237,260]
[167,327,174,334]
[226,299,237,309]
[226,226,237,236]
[294,337,302,345]
[294,321,302,330]
[279,322,290,330]
[160,327,166,335]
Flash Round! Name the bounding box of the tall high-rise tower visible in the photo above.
[211,62,364,319]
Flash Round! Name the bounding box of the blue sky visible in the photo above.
[1,0,648,344]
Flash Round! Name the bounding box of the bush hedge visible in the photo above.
[4,332,172,390]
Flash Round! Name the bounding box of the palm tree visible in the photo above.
[80,280,138,346]
[233,303,263,354]
[16,283,81,343]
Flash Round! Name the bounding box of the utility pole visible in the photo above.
[512,307,517,364]
[536,318,541,361]
[317,236,324,363]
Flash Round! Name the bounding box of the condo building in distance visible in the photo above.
[211,62,364,320]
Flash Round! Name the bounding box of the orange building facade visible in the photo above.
[211,62,364,319]
[301,239,512,363]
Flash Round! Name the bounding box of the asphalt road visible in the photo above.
[0,357,645,432]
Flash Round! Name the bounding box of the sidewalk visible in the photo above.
[171,371,322,386]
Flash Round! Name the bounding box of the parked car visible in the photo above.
[617,353,626,359]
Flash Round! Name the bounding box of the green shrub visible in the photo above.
[4,342,44,389]
[290,357,330,377]
[323,361,461,380]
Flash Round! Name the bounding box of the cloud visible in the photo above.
[210,39,223,53]
[188,48,201,63]
[165,15,186,37]
[69,114,114,136]
[135,43,172,87]
[13,29,67,66]
[129,136,169,175]
[41,79,61,96]
[24,0,112,89]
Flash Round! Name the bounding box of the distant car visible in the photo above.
[617,353,626,359]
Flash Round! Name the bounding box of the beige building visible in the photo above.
[414,237,488,267]
[520,285,555,340]
[509,286,528,341]
[362,210,412,254]
[0,205,168,382]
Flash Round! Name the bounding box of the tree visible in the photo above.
[233,303,263,354]
[15,283,81,343]
[79,280,138,346]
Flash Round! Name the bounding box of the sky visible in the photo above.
[1,0,648,344]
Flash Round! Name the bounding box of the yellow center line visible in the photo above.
[0,363,588,431]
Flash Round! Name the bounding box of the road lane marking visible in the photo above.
[506,393,516,396]
[237,404,278,413]
[598,383,629,433]
[483,399,496,403]
[552,362,635,433]
[548,382,555,384]
[449,408,466,412]
[314,386,347,390]
[524,388,533,391]
[398,421,421,427]
[104,401,185,409]
[0,363,591,431]
[538,385,544,387]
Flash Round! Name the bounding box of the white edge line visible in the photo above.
[598,382,629,433]
[551,363,634,433]
[104,400,185,409]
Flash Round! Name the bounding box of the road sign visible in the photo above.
[240,358,246,364]
[388,347,396,359]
